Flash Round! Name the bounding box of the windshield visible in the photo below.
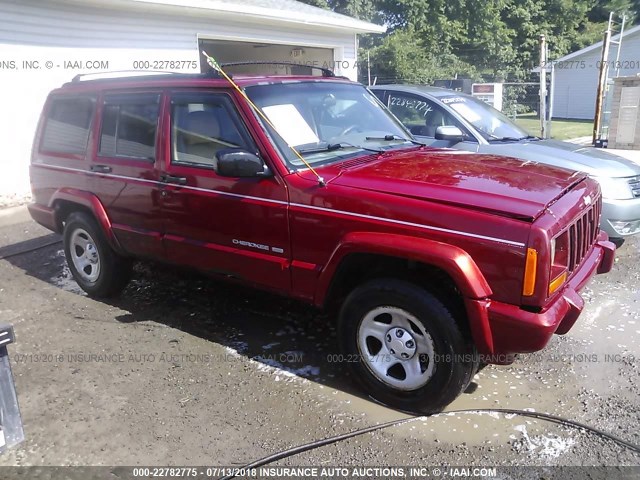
[441,94,532,141]
[245,81,413,168]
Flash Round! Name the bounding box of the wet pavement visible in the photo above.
[0,206,638,471]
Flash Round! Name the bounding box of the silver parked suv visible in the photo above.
[371,84,640,244]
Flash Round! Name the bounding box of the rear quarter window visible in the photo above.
[99,94,160,160]
[41,96,96,154]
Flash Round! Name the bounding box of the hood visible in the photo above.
[490,139,640,177]
[331,149,587,221]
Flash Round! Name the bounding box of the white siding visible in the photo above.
[0,0,359,196]
[0,1,357,51]
[552,31,640,120]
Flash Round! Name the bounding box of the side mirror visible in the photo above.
[435,125,465,143]
[215,149,270,178]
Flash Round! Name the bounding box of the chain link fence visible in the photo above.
[502,82,541,121]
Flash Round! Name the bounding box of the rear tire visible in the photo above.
[338,278,477,414]
[63,212,132,297]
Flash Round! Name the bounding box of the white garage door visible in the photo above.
[198,39,335,77]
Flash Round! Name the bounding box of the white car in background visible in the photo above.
[371,84,640,245]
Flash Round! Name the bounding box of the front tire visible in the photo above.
[338,278,477,414]
[63,212,132,297]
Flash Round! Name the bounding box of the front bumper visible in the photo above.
[483,233,615,362]
[601,196,640,238]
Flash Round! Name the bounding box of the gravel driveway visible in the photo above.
[0,206,638,476]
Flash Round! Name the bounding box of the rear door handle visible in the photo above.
[160,174,187,185]
[90,164,112,174]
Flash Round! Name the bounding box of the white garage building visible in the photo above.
[0,0,384,200]
[552,24,640,120]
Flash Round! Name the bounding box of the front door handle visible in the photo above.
[160,174,187,185]
[90,164,112,174]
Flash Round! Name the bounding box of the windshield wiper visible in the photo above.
[365,134,426,146]
[297,142,383,155]
[488,136,524,142]
[297,142,343,154]
[488,134,540,142]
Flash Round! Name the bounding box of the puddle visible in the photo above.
[224,344,316,384]
[49,249,85,296]
[512,424,575,458]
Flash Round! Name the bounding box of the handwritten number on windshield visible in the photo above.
[389,96,434,117]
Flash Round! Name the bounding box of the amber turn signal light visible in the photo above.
[522,248,538,296]
[549,271,568,295]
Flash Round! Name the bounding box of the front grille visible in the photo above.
[629,176,640,198]
[567,196,601,272]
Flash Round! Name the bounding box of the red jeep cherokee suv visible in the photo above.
[28,71,615,413]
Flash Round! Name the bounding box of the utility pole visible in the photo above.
[593,23,612,145]
[367,51,371,87]
[547,41,554,139]
[548,59,555,138]
[539,34,547,139]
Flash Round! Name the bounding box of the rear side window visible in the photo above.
[99,94,159,160]
[41,96,96,154]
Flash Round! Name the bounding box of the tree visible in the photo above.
[361,26,478,84]
[331,0,380,22]
[298,0,380,22]
[589,0,637,24]
[297,0,639,83]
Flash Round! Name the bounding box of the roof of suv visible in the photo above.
[57,71,354,93]
[370,84,465,98]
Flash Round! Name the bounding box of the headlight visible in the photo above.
[549,231,570,295]
[609,219,640,235]
[591,176,634,200]
[550,231,569,268]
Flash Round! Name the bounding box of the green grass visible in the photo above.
[513,113,593,140]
